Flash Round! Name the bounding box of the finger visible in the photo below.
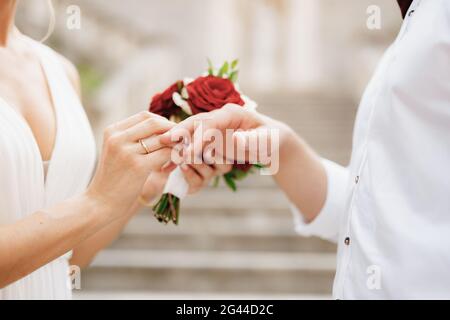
[143,148,173,171]
[231,128,273,164]
[141,171,170,201]
[189,163,215,180]
[231,130,254,163]
[213,164,233,175]
[133,134,172,155]
[189,106,244,160]
[159,111,220,146]
[180,164,203,192]
[180,116,225,163]
[127,118,175,142]
[114,111,166,131]
[160,103,255,147]
[161,161,177,173]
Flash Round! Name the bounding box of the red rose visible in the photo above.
[149,82,181,119]
[186,76,244,114]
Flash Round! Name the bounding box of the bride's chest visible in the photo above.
[0,61,57,161]
[0,97,96,216]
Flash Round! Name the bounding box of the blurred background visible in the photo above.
[16,0,401,299]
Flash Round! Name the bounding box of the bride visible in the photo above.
[0,0,230,299]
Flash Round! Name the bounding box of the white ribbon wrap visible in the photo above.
[163,166,190,199]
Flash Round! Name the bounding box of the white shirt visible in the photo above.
[292,0,450,299]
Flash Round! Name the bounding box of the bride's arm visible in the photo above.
[69,201,139,268]
[0,108,175,288]
[0,194,114,287]
[70,168,230,268]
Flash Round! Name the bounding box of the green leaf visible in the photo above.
[153,193,169,215]
[231,168,248,180]
[218,61,229,78]
[223,174,237,192]
[231,59,239,70]
[174,196,180,225]
[252,163,266,169]
[229,70,239,83]
[207,58,214,76]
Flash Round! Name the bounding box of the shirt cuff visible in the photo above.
[291,158,349,243]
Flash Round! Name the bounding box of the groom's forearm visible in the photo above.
[273,124,328,223]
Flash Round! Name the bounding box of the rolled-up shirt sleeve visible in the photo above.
[291,158,349,243]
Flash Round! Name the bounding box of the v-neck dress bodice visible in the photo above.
[0,39,96,299]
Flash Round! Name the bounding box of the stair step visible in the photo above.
[74,291,331,300]
[125,209,297,235]
[111,234,336,253]
[119,210,335,252]
[91,250,336,271]
[161,188,290,210]
[81,250,336,294]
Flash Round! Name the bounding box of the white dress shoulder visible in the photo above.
[0,38,96,299]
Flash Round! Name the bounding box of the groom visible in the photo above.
[160,0,450,299]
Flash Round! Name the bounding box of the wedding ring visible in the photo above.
[139,139,150,155]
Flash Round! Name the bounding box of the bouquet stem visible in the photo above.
[153,193,180,225]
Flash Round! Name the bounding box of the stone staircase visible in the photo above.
[74,93,357,299]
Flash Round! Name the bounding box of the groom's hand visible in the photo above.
[159,104,289,167]
[160,104,266,162]
[160,104,264,145]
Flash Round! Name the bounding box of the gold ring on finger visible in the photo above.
[139,139,150,155]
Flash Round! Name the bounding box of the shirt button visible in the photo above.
[355,176,360,184]
[344,237,351,246]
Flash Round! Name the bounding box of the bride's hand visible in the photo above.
[86,111,175,220]
[180,163,232,194]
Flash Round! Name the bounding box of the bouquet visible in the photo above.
[149,60,262,225]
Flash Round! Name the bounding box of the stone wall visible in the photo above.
[16,0,402,139]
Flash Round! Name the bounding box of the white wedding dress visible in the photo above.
[0,38,96,299]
